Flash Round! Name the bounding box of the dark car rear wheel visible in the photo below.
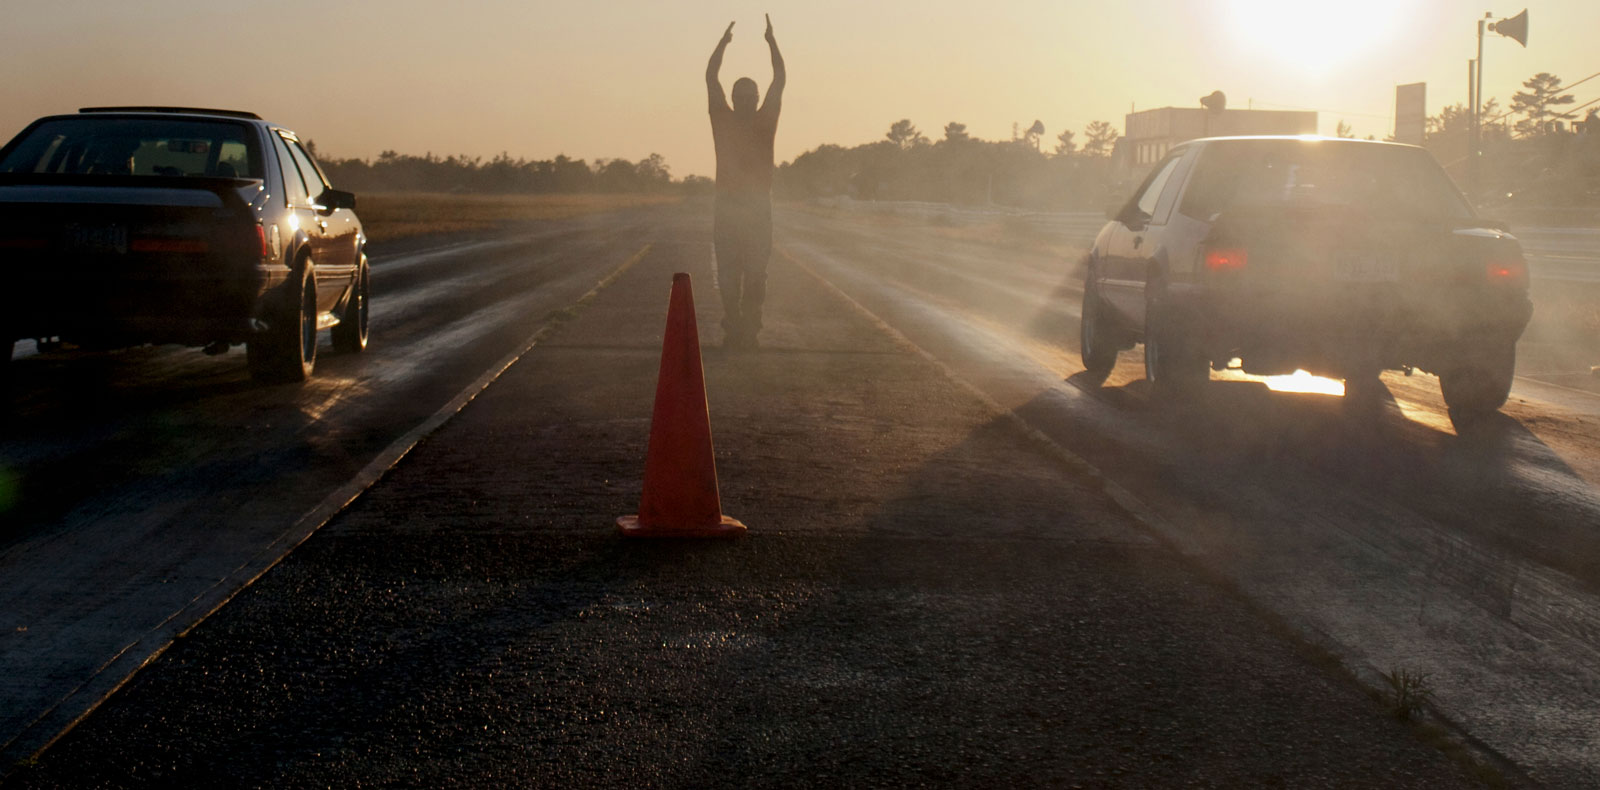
[248,264,317,384]
[1080,269,1122,375]
[1440,339,1516,428]
[1143,300,1208,398]
[332,255,369,354]
[1342,366,1389,416]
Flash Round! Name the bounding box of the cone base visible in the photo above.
[616,514,747,538]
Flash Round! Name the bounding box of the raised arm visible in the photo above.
[761,14,785,114]
[707,22,733,113]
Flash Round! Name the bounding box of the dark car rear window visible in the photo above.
[1179,140,1472,221]
[0,118,263,179]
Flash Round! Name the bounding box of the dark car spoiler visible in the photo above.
[0,173,262,210]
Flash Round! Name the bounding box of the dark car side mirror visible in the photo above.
[317,189,357,211]
[1106,198,1148,228]
[1114,203,1149,230]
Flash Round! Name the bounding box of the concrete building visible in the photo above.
[1122,107,1318,167]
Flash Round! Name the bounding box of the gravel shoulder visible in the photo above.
[7,221,1500,787]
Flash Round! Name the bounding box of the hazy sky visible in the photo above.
[3,1,1596,180]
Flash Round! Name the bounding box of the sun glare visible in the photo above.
[1262,370,1346,396]
[1225,0,1401,75]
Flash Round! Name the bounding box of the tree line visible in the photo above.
[775,118,1121,210]
[311,68,1597,211]
[312,146,711,195]
[1422,70,1600,208]
[308,116,1122,211]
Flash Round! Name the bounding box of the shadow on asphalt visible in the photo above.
[4,346,258,420]
[0,346,355,550]
[670,413,1480,787]
[1044,364,1600,593]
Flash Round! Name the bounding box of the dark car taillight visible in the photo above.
[1486,258,1528,288]
[1204,247,1248,273]
[254,223,269,257]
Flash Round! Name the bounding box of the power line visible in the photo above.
[1555,70,1600,96]
[1480,68,1600,125]
[1439,91,1600,166]
[1563,94,1600,117]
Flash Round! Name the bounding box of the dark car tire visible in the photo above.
[1080,268,1122,375]
[1341,367,1388,417]
[331,255,370,354]
[1440,340,1516,427]
[1143,300,1208,398]
[248,264,317,384]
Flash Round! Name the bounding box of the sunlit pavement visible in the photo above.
[2,209,1490,787]
[779,203,1600,787]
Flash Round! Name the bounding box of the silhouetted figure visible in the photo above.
[707,15,784,349]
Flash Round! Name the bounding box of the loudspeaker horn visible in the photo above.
[1491,9,1528,47]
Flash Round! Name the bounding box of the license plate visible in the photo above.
[1333,254,1398,282]
[66,224,128,254]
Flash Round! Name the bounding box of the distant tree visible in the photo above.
[1335,120,1355,139]
[637,152,672,187]
[1427,99,1506,141]
[1083,120,1117,157]
[777,123,1120,210]
[679,174,715,195]
[1427,103,1466,137]
[550,154,595,192]
[779,143,857,197]
[1479,99,1510,142]
[943,122,971,144]
[1053,128,1077,157]
[1512,72,1576,137]
[886,119,927,149]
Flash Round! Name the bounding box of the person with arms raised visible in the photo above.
[706,14,784,349]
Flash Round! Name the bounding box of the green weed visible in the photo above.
[1381,667,1435,721]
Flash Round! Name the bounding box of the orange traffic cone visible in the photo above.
[617,273,746,538]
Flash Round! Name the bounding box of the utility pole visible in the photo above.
[1468,59,1477,145]
[1471,13,1488,197]
[1470,9,1529,199]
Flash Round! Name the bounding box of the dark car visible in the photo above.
[1079,136,1532,425]
[0,106,369,384]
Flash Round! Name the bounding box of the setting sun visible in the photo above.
[1223,0,1405,76]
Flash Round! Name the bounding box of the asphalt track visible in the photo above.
[781,203,1600,785]
[0,210,666,767]
[3,200,1600,784]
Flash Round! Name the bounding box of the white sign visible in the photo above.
[1395,83,1426,146]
